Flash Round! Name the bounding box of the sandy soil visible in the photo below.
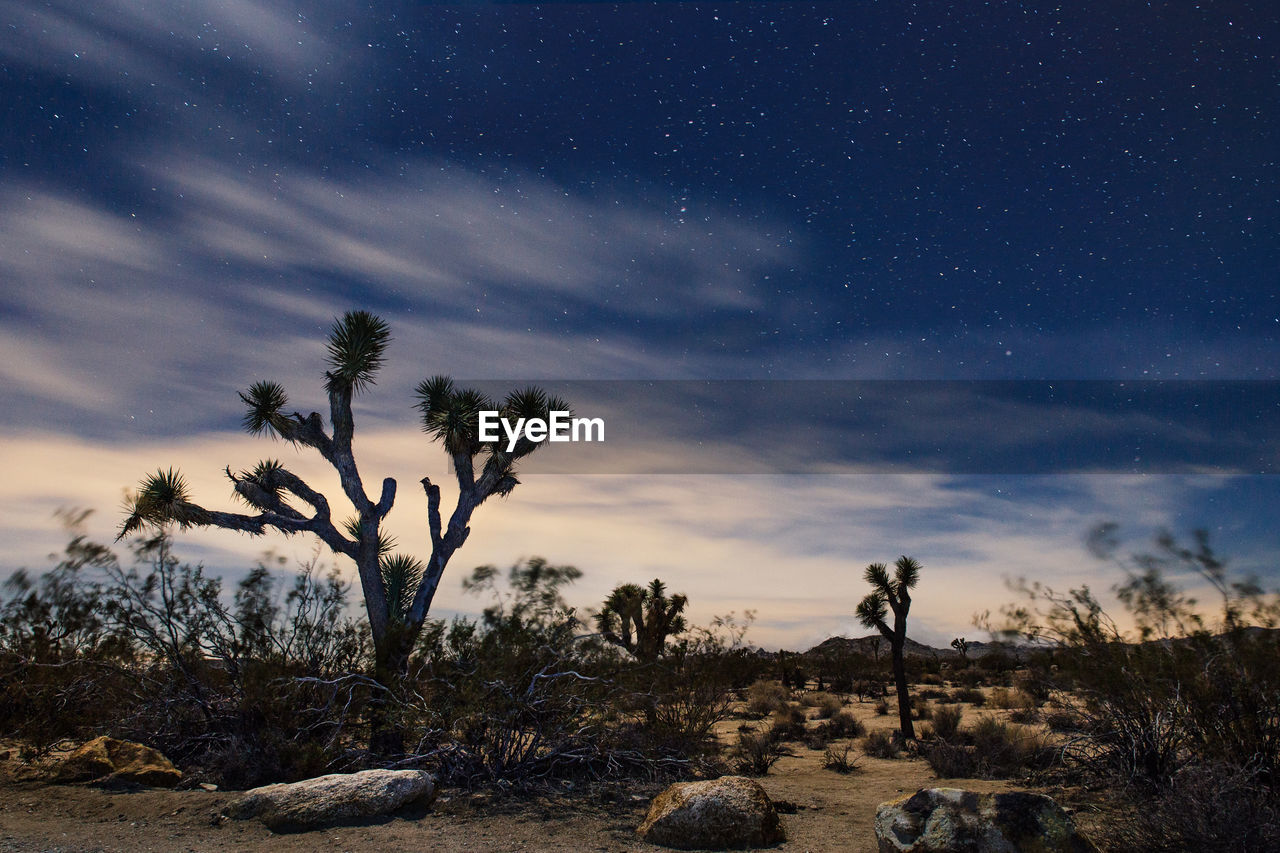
[0,696,1101,852]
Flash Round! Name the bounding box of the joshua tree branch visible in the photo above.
[406,476,474,626]
[275,411,334,458]
[421,477,444,554]
[374,477,396,521]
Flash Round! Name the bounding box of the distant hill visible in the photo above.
[805,634,1009,660]
[801,626,1280,663]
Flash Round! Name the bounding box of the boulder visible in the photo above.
[55,736,182,787]
[875,788,1097,853]
[637,775,784,850]
[225,769,436,832]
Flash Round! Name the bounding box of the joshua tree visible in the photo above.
[856,556,921,740]
[595,578,688,663]
[119,310,566,694]
[950,636,970,667]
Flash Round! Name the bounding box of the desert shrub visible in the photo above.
[0,523,132,749]
[823,710,865,739]
[822,743,861,774]
[419,611,626,789]
[917,687,948,702]
[995,528,1280,799]
[919,672,944,686]
[977,645,1017,675]
[988,687,1037,721]
[427,591,748,789]
[952,686,986,706]
[969,717,1053,773]
[811,710,864,746]
[1013,668,1052,705]
[922,740,972,777]
[812,693,844,720]
[768,705,807,742]
[647,647,736,759]
[732,728,790,776]
[4,521,744,791]
[1008,703,1040,724]
[931,704,963,741]
[912,699,933,721]
[0,521,375,787]
[803,728,830,750]
[745,679,790,716]
[1108,762,1280,853]
[950,667,984,688]
[862,729,900,759]
[873,698,889,716]
[1042,706,1077,733]
[851,679,883,702]
[922,716,1054,779]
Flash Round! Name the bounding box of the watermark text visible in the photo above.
[478,410,604,453]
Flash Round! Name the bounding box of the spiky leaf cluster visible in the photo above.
[495,387,572,460]
[380,554,424,622]
[121,468,206,537]
[239,381,291,438]
[415,378,572,463]
[856,556,921,633]
[325,310,392,394]
[343,516,396,556]
[228,459,288,510]
[414,376,496,456]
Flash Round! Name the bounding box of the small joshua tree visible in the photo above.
[951,636,970,667]
[856,556,921,740]
[120,311,566,693]
[595,578,688,663]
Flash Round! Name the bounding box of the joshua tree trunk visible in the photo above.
[890,637,915,741]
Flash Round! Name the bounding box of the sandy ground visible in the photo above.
[0,696,1100,852]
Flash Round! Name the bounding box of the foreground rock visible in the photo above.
[637,775,784,850]
[225,769,436,832]
[876,787,1097,853]
[54,736,182,787]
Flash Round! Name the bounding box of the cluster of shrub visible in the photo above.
[984,528,1280,851]
[0,513,769,791]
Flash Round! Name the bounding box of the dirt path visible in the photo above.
[0,764,1019,853]
[0,749,1024,850]
[0,698,1095,851]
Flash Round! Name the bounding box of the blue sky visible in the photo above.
[1,1,1277,647]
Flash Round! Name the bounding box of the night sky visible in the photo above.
[2,2,1278,647]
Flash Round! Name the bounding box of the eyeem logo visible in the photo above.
[478,410,604,453]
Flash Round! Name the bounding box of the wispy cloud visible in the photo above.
[0,0,345,97]
[0,151,797,436]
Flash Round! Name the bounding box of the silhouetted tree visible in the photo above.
[119,310,567,749]
[462,556,582,630]
[595,578,687,663]
[856,556,921,740]
[951,636,970,667]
